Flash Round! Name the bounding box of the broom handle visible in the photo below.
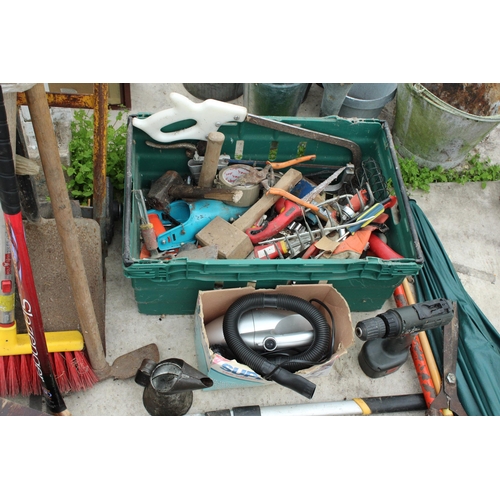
[24,84,111,379]
[0,86,68,415]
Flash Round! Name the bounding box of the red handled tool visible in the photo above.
[246,198,303,244]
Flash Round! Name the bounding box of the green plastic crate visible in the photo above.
[123,113,423,314]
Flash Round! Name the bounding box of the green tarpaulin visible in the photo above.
[410,199,500,416]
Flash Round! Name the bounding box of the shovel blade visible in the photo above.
[110,343,160,380]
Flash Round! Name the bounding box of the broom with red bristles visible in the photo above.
[0,86,97,408]
[0,227,97,398]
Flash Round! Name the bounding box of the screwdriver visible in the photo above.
[338,197,393,241]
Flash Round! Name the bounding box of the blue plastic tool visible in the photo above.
[149,199,248,251]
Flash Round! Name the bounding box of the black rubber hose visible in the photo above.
[222,293,332,399]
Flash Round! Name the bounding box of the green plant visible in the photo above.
[398,154,500,192]
[447,154,500,187]
[65,109,127,203]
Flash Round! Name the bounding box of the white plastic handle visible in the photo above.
[132,92,248,143]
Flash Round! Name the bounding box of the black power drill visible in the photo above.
[355,298,454,378]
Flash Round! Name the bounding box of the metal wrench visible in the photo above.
[427,303,467,416]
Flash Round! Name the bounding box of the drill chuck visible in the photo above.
[355,316,386,341]
[357,298,455,379]
[356,298,454,341]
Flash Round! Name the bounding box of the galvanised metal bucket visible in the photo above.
[338,83,397,118]
[393,83,500,169]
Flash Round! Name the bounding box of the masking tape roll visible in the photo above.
[216,166,261,207]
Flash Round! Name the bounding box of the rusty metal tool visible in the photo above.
[427,303,467,416]
[132,92,363,168]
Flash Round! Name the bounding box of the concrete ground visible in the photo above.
[5,83,500,417]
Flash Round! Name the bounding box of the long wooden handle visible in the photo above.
[198,131,225,188]
[25,84,110,379]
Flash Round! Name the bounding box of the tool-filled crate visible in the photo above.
[123,94,423,315]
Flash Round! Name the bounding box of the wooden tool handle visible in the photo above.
[233,168,302,232]
[198,131,225,188]
[25,84,110,378]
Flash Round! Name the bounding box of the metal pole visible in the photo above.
[193,394,426,416]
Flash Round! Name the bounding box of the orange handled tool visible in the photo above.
[266,187,320,212]
[267,155,316,169]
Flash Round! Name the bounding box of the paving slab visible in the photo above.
[409,181,500,332]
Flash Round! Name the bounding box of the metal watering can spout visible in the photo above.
[135,358,213,416]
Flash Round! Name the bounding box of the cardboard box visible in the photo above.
[194,284,354,391]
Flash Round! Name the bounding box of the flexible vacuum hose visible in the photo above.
[222,293,332,399]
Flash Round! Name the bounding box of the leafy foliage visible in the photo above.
[65,109,127,203]
[398,154,500,192]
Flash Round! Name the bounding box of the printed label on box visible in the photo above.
[211,353,265,383]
